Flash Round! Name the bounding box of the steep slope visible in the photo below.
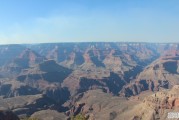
[17,48,46,67]
[120,54,179,97]
[17,60,72,83]
[0,48,46,78]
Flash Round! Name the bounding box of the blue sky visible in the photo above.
[0,0,179,44]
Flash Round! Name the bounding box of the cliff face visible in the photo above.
[120,54,179,97]
[131,85,179,120]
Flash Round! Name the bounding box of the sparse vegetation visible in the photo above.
[71,114,88,120]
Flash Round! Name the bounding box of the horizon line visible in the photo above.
[0,41,179,45]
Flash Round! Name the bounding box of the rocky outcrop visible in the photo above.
[65,86,179,120]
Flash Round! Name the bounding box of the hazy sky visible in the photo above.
[0,0,179,44]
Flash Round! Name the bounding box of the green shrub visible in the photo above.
[71,114,87,120]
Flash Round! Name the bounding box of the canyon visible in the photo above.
[0,42,179,120]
